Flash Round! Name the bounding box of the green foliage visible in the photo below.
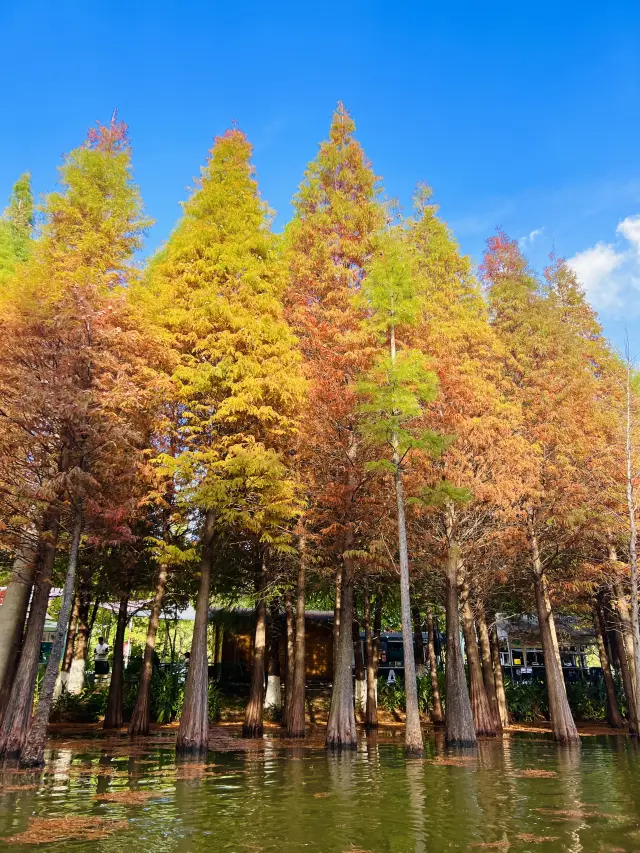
[376,673,440,715]
[0,172,34,286]
[208,681,221,722]
[150,668,185,723]
[503,679,548,722]
[50,685,109,723]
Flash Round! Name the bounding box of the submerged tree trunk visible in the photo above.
[287,541,306,738]
[283,593,295,729]
[593,599,624,729]
[475,599,502,732]
[460,584,496,737]
[21,507,83,766]
[177,510,215,755]
[0,541,37,709]
[243,562,268,738]
[326,555,357,750]
[412,606,426,676]
[363,592,379,730]
[489,622,509,728]
[352,603,366,714]
[0,508,61,761]
[426,605,444,725]
[103,594,129,729]
[529,519,579,745]
[129,564,169,736]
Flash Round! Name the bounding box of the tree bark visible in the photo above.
[287,540,306,737]
[128,563,168,736]
[611,575,637,693]
[610,596,638,732]
[426,605,444,725]
[625,356,640,731]
[352,601,366,714]
[264,606,282,712]
[412,606,426,676]
[529,520,579,745]
[459,583,496,737]
[593,599,624,729]
[62,595,80,673]
[326,555,357,750]
[363,592,379,730]
[0,508,61,761]
[489,622,509,728]
[177,510,215,755]
[243,560,267,738]
[332,566,342,680]
[0,541,37,708]
[475,598,502,732]
[21,507,83,766]
[103,593,129,729]
[67,590,90,694]
[283,593,295,728]
[443,505,476,748]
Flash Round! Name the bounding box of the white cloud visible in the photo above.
[567,216,640,315]
[518,227,544,248]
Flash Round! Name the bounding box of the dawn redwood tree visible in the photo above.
[144,128,304,754]
[286,103,384,749]
[0,172,34,290]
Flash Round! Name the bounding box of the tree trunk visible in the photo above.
[67,590,90,694]
[215,625,224,683]
[363,592,379,730]
[593,599,624,729]
[264,606,282,712]
[177,510,215,755]
[283,592,295,729]
[426,605,444,725]
[243,562,267,738]
[352,602,366,714]
[475,598,502,732]
[128,563,168,736]
[332,567,342,680]
[0,508,61,761]
[287,540,306,737]
[489,622,509,728]
[21,507,83,766]
[625,356,640,730]
[529,522,579,745]
[610,598,638,732]
[459,583,496,737]
[412,606,426,676]
[443,507,476,747]
[611,575,637,694]
[62,595,80,673]
[103,594,129,729]
[0,541,37,708]
[326,557,357,750]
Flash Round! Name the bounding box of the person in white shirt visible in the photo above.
[94,637,110,676]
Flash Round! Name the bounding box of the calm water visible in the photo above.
[1,730,640,851]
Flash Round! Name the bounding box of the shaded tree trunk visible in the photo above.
[67,590,90,695]
[243,560,267,738]
[459,583,496,737]
[21,507,83,766]
[0,507,61,761]
[287,540,306,737]
[264,606,282,712]
[489,622,509,728]
[412,606,426,676]
[352,602,366,714]
[364,592,379,730]
[475,598,502,732]
[215,624,224,683]
[593,598,624,729]
[610,597,638,733]
[332,567,342,680]
[0,541,37,711]
[103,594,129,729]
[529,519,579,745]
[62,595,80,673]
[326,555,357,750]
[128,563,168,736]
[426,605,444,725]
[177,509,215,755]
[283,592,295,729]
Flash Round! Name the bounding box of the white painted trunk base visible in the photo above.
[66,658,86,695]
[355,676,366,711]
[264,674,282,709]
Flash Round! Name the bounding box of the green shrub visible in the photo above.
[208,682,221,723]
[565,679,606,721]
[150,668,184,723]
[503,679,548,722]
[51,685,109,723]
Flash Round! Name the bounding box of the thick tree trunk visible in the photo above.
[443,510,476,747]
[326,558,357,750]
[363,592,379,730]
[426,605,444,725]
[264,607,282,712]
[283,593,294,729]
[0,509,60,761]
[593,599,624,729]
[0,542,37,707]
[475,599,502,732]
[243,567,267,738]
[287,542,306,737]
[412,606,426,676]
[21,508,83,766]
[177,510,215,755]
[128,563,168,736]
[611,575,637,692]
[459,584,496,737]
[529,524,579,744]
[610,599,638,732]
[489,622,509,728]
[103,594,128,729]
[352,603,366,714]
[67,591,90,694]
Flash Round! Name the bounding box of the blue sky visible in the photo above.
[1,0,639,354]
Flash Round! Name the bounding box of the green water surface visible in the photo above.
[1,732,640,851]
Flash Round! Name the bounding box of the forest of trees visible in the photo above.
[0,104,638,765]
